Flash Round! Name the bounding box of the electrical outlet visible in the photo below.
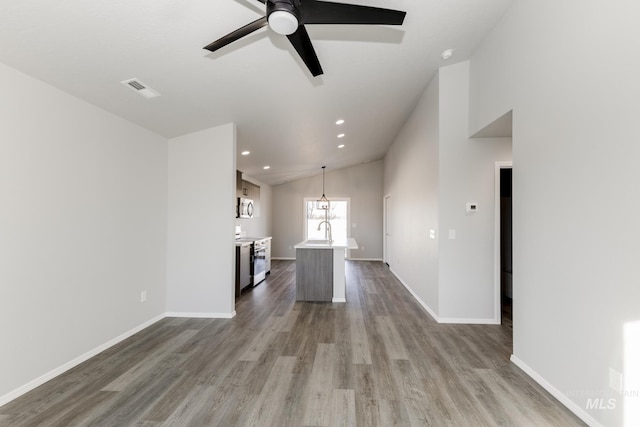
[609,368,623,394]
[140,290,147,303]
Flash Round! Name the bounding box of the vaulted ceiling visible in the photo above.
[0,0,512,185]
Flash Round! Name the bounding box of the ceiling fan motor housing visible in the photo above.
[267,0,301,35]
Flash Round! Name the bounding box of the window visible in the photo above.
[304,198,349,244]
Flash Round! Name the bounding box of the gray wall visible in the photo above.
[166,124,236,317]
[0,65,241,403]
[437,62,512,321]
[384,61,511,323]
[0,62,168,400]
[272,161,384,260]
[469,1,640,425]
[384,74,440,314]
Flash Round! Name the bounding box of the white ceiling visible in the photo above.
[0,0,512,185]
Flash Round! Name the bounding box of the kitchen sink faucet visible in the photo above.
[317,221,333,243]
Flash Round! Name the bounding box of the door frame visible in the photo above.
[383,194,391,265]
[493,161,513,324]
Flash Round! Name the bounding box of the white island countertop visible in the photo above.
[294,237,358,250]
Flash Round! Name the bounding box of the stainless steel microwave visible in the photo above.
[237,197,254,218]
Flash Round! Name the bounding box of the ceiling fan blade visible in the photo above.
[203,16,268,52]
[301,0,406,25]
[287,25,324,77]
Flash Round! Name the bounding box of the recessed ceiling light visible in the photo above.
[336,119,345,125]
[441,49,454,60]
[263,165,270,170]
[338,144,345,148]
[337,134,345,138]
[241,151,250,156]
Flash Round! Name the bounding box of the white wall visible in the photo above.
[438,62,512,321]
[469,1,640,425]
[383,75,440,313]
[235,174,272,239]
[272,161,384,260]
[0,63,168,400]
[166,124,236,317]
[383,62,511,323]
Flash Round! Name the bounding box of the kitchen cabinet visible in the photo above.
[296,248,333,301]
[236,170,243,198]
[241,180,259,199]
[235,243,252,297]
[294,238,358,302]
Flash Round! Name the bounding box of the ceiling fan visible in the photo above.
[203,0,406,77]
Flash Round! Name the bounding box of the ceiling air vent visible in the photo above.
[121,78,160,99]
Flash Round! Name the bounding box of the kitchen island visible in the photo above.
[294,237,358,302]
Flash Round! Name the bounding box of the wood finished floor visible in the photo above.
[0,260,584,426]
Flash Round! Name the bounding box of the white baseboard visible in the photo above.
[165,311,236,319]
[389,266,599,425]
[438,317,501,325]
[272,257,383,261]
[332,297,346,303]
[389,267,439,322]
[388,268,498,325]
[0,314,165,407]
[510,355,602,427]
[0,309,241,408]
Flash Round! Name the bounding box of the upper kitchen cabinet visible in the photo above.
[236,170,243,198]
[241,180,260,202]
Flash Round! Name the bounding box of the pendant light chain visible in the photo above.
[316,166,330,210]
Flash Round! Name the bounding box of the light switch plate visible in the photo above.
[609,368,623,394]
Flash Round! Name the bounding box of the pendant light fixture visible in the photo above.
[316,166,330,210]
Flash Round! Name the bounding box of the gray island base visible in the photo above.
[294,238,358,302]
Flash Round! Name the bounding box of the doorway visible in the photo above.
[494,162,513,327]
[383,195,391,266]
[500,168,513,328]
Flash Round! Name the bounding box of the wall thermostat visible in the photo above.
[466,202,478,213]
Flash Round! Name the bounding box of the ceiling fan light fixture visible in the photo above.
[268,11,299,35]
[205,0,405,77]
